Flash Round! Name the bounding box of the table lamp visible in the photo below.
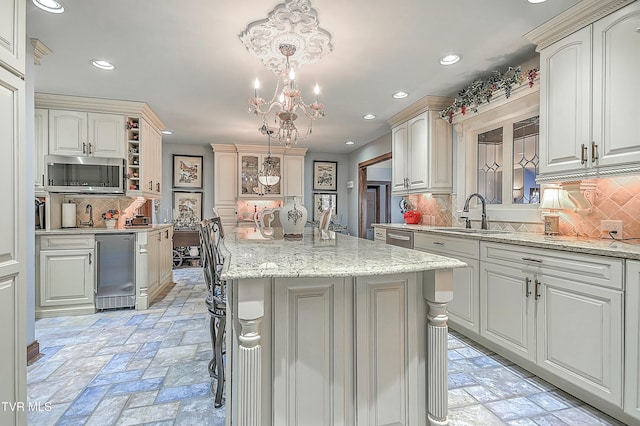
[540,186,562,235]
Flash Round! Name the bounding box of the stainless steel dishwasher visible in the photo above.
[385,229,414,249]
[95,233,136,310]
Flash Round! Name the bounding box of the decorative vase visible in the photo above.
[105,219,116,229]
[280,196,307,238]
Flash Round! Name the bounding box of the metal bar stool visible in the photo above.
[199,217,227,408]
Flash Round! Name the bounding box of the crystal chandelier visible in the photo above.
[249,44,325,148]
[257,123,280,192]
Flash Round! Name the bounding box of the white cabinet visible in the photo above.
[212,144,238,230]
[36,235,95,318]
[238,152,283,197]
[537,1,640,181]
[147,229,160,299]
[414,233,480,334]
[391,110,452,195]
[625,260,640,422]
[34,108,48,193]
[273,277,352,425]
[282,155,305,198]
[0,0,25,75]
[125,117,162,198]
[160,227,173,285]
[49,110,125,158]
[480,242,623,406]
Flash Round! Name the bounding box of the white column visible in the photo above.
[423,269,454,426]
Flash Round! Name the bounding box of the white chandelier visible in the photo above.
[248,43,325,148]
[257,123,281,192]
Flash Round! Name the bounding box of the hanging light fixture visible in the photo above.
[249,44,325,148]
[257,123,281,192]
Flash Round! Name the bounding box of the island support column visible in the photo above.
[235,279,265,426]
[423,269,454,426]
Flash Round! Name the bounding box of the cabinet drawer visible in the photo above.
[414,233,479,259]
[373,228,386,242]
[40,234,95,250]
[481,242,623,290]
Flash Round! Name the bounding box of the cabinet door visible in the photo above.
[239,154,260,196]
[625,260,640,421]
[273,277,351,425]
[592,2,640,168]
[34,108,48,192]
[49,110,88,156]
[154,127,163,194]
[391,123,408,194]
[447,256,479,334]
[0,0,25,75]
[539,26,592,177]
[160,228,173,284]
[259,154,282,196]
[480,262,536,362]
[88,113,125,158]
[139,119,154,195]
[147,231,160,296]
[355,273,425,425]
[536,275,623,406]
[39,249,94,307]
[407,112,429,191]
[283,155,304,198]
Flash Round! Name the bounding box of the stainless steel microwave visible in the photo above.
[45,155,125,194]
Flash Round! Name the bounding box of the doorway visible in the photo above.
[358,152,392,239]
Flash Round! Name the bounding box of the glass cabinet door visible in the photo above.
[240,154,260,196]
[261,155,282,196]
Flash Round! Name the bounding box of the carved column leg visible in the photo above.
[427,301,449,426]
[237,318,262,426]
[423,269,454,426]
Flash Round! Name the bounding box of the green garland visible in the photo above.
[440,66,538,123]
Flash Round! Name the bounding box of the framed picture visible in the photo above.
[313,193,337,222]
[173,155,203,189]
[173,191,202,227]
[313,161,337,191]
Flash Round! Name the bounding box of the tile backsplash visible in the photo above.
[406,175,640,238]
[64,196,145,228]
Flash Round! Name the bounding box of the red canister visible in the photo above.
[403,210,422,224]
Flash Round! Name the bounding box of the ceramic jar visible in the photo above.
[280,196,307,237]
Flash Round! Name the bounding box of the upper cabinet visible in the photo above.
[528,0,640,182]
[0,0,25,76]
[34,108,48,193]
[49,110,125,158]
[239,153,283,197]
[388,96,453,196]
[126,117,163,198]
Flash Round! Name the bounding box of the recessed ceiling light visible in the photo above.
[528,0,547,3]
[439,54,461,66]
[362,113,376,120]
[393,91,409,99]
[32,0,64,13]
[345,140,355,145]
[91,59,115,70]
[161,130,173,135]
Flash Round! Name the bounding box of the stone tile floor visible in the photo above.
[27,268,625,425]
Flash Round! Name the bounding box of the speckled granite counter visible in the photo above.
[220,228,465,280]
[372,223,640,260]
[221,227,462,425]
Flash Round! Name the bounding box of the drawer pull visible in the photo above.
[591,141,598,162]
[525,277,531,297]
[432,241,445,246]
[388,233,411,241]
[522,257,542,263]
[581,144,587,165]
[535,279,541,300]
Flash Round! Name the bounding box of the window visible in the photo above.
[475,115,539,206]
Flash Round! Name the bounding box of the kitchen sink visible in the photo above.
[434,228,511,234]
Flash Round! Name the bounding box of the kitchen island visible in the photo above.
[220,228,465,426]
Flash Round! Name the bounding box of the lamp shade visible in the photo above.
[540,187,562,210]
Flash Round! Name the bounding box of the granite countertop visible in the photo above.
[35,223,173,235]
[220,228,466,280]
[373,223,640,260]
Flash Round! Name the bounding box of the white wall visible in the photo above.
[159,143,215,223]
[304,152,349,227]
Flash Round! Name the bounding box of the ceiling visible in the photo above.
[26,0,579,154]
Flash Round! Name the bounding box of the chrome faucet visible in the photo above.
[462,193,488,230]
[80,204,94,227]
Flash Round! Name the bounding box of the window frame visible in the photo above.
[453,90,543,224]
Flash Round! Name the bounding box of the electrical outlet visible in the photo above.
[601,220,623,236]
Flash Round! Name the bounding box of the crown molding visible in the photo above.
[524,0,632,51]
[30,39,52,65]
[35,93,165,130]
[211,143,307,156]
[387,95,454,127]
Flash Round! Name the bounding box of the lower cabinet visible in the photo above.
[138,226,174,310]
[625,260,640,422]
[37,235,95,317]
[480,242,624,407]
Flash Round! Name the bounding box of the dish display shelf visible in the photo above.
[126,117,140,191]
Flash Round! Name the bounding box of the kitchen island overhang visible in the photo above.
[220,229,466,426]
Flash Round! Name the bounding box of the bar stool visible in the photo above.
[199,217,226,408]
